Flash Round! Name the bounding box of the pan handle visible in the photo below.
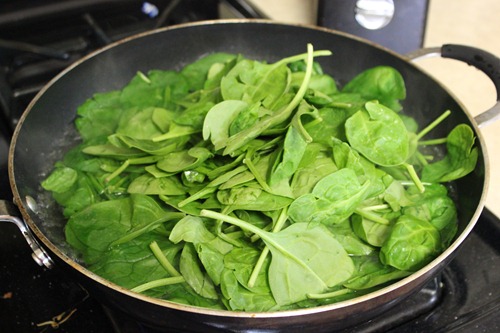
[0,200,54,269]
[406,44,500,128]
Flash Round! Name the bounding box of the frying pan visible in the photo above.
[1,20,500,332]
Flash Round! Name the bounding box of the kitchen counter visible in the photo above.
[419,0,500,218]
[250,0,500,217]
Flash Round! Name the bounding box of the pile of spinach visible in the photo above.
[42,44,478,311]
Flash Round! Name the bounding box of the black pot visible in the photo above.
[2,20,499,332]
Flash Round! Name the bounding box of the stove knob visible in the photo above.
[355,0,395,30]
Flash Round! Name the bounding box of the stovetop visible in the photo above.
[1,1,499,332]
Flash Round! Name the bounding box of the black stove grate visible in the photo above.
[0,0,221,129]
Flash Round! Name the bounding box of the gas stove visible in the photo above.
[1,1,499,332]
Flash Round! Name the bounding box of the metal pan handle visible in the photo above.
[0,200,54,269]
[406,44,500,128]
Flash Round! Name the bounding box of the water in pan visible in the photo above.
[28,122,85,262]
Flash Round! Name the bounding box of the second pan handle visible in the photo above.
[406,44,500,128]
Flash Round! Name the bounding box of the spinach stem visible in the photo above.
[110,212,184,246]
[87,174,105,195]
[307,288,352,299]
[291,103,321,143]
[243,152,273,193]
[206,154,244,179]
[200,209,269,242]
[131,276,185,293]
[137,71,151,84]
[106,160,130,183]
[215,207,243,247]
[418,138,447,146]
[415,152,429,166]
[415,110,451,141]
[248,208,288,287]
[178,186,217,207]
[250,223,273,242]
[150,241,181,277]
[330,102,352,109]
[278,44,316,124]
[208,165,248,187]
[129,155,165,164]
[105,155,163,183]
[354,208,390,225]
[248,247,270,288]
[403,163,425,193]
[274,49,332,68]
[399,180,432,187]
[359,204,390,211]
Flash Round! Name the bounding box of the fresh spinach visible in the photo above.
[41,44,478,312]
[422,124,478,182]
[345,101,409,167]
[341,65,406,111]
[380,214,441,271]
[200,209,354,306]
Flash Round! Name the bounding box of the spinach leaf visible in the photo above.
[422,124,478,182]
[75,90,123,141]
[221,58,290,108]
[202,100,250,150]
[127,174,186,196]
[343,255,411,290]
[116,107,166,139]
[179,243,218,299]
[65,194,170,264]
[90,234,182,290]
[305,107,350,144]
[342,66,406,111]
[351,213,393,247]
[289,168,370,225]
[222,45,330,155]
[403,184,458,247]
[380,214,441,271]
[220,247,278,312]
[169,215,216,244]
[326,220,375,256]
[290,143,338,198]
[169,216,233,290]
[268,125,308,198]
[181,53,237,91]
[331,138,392,199]
[120,70,189,109]
[345,101,409,167]
[52,174,102,217]
[41,167,78,193]
[156,147,213,173]
[217,187,293,212]
[197,238,233,286]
